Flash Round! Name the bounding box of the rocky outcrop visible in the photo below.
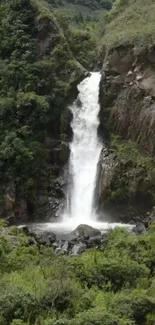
[18,224,108,255]
[97,145,155,223]
[9,222,151,256]
[99,45,155,222]
[99,45,155,154]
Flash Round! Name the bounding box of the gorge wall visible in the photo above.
[98,46,155,223]
[96,0,155,225]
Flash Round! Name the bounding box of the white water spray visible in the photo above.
[23,72,134,234]
[63,72,102,224]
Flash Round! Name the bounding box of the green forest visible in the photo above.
[0,0,112,221]
[48,0,114,10]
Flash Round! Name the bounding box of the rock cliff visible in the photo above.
[98,0,155,223]
[99,45,155,223]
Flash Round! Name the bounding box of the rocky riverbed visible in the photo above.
[6,222,145,256]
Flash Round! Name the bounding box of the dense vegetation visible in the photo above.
[1,223,155,325]
[49,0,115,69]
[48,0,114,10]
[100,0,155,53]
[0,0,84,220]
[0,0,117,221]
[105,137,155,209]
[55,15,97,69]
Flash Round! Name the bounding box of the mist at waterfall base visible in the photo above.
[30,72,133,235]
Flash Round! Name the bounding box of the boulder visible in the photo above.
[35,231,56,245]
[88,234,103,245]
[46,232,56,244]
[73,224,101,238]
[71,243,87,256]
[61,241,69,254]
[133,223,146,235]
[55,247,63,254]
[19,225,30,236]
[37,235,51,246]
[52,242,59,249]
[27,237,37,246]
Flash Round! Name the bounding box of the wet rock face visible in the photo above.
[99,46,155,155]
[98,45,155,223]
[28,139,68,223]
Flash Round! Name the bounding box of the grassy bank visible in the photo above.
[100,0,155,53]
[1,223,155,324]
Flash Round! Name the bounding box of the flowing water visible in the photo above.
[25,72,134,235]
[63,72,102,224]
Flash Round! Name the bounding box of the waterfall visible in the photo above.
[63,72,102,224]
[26,72,134,234]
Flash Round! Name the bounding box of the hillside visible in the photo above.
[48,0,113,11]
[0,0,86,223]
[100,0,155,53]
[46,0,115,69]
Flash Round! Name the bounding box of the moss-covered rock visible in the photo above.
[98,138,155,223]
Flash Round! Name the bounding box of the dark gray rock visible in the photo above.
[55,247,63,254]
[88,234,103,245]
[32,231,56,246]
[63,232,78,242]
[69,239,79,246]
[27,237,37,246]
[52,242,59,249]
[71,243,87,256]
[148,206,155,224]
[6,215,16,226]
[19,225,30,236]
[73,224,101,238]
[37,235,51,246]
[47,233,56,244]
[133,223,146,235]
[61,241,69,254]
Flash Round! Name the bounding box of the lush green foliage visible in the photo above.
[0,0,84,218]
[104,137,155,207]
[55,13,97,69]
[48,0,114,10]
[1,225,155,324]
[51,0,114,64]
[100,0,155,52]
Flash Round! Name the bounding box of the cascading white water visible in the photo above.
[24,72,134,234]
[63,72,102,224]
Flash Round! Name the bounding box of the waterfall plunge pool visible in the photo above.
[26,220,134,236]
